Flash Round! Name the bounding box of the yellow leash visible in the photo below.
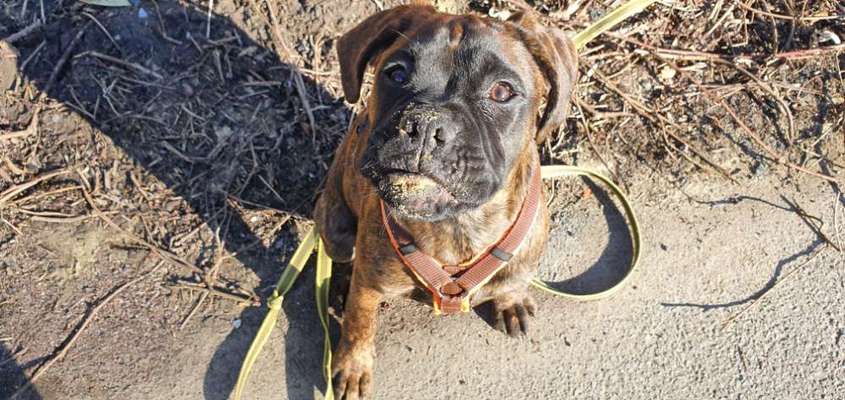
[232,225,336,400]
[530,166,640,301]
[234,1,657,398]
[571,0,657,49]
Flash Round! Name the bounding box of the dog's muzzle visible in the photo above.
[393,105,460,171]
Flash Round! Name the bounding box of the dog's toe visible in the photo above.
[494,295,536,337]
[332,347,374,400]
[333,369,373,400]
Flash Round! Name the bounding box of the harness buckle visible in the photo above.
[440,281,464,296]
[438,295,465,314]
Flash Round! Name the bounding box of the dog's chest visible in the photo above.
[410,216,509,266]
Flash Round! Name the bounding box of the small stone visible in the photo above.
[181,83,194,97]
[819,30,841,45]
[0,41,19,91]
[659,66,676,83]
[215,126,233,140]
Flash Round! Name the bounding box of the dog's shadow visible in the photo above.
[0,342,43,399]
[8,1,347,398]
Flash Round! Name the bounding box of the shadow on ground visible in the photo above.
[4,1,344,398]
[0,343,43,400]
[661,195,827,311]
[546,179,635,295]
[660,239,824,311]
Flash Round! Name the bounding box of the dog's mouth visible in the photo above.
[374,169,459,220]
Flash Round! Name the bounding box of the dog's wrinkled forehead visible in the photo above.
[337,5,578,143]
[381,17,538,92]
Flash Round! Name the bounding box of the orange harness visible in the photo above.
[380,164,542,314]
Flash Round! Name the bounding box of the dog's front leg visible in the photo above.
[332,268,382,400]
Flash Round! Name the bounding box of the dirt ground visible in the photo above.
[1,0,843,399]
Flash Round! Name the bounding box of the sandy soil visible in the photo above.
[1,0,843,399]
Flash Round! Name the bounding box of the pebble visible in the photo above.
[0,41,19,91]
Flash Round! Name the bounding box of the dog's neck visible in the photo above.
[393,148,537,266]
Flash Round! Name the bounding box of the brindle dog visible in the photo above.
[313,3,578,399]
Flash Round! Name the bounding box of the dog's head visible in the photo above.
[338,4,578,221]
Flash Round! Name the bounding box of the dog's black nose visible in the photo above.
[431,120,458,144]
[400,108,459,150]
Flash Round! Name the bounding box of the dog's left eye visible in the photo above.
[384,65,409,84]
[489,82,515,103]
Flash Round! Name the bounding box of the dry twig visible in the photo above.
[736,2,842,22]
[1,20,43,43]
[774,44,845,59]
[782,197,842,252]
[0,107,40,142]
[172,280,258,306]
[0,168,71,207]
[42,22,92,96]
[77,51,164,80]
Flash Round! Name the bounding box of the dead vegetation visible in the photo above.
[0,0,843,397]
[504,0,845,192]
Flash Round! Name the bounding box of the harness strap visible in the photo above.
[380,202,457,312]
[380,163,542,314]
[455,167,541,291]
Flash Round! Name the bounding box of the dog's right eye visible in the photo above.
[384,65,408,84]
[489,81,515,103]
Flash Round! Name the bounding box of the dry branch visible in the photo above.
[589,69,737,182]
[1,20,43,43]
[0,168,71,207]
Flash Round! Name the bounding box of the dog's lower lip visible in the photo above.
[383,170,437,186]
[382,170,448,190]
[382,167,434,179]
[377,169,460,206]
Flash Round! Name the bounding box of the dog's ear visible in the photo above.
[337,4,436,103]
[508,12,579,144]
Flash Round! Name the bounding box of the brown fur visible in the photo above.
[313,5,577,399]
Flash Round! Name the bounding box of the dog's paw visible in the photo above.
[493,295,536,337]
[332,344,374,400]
